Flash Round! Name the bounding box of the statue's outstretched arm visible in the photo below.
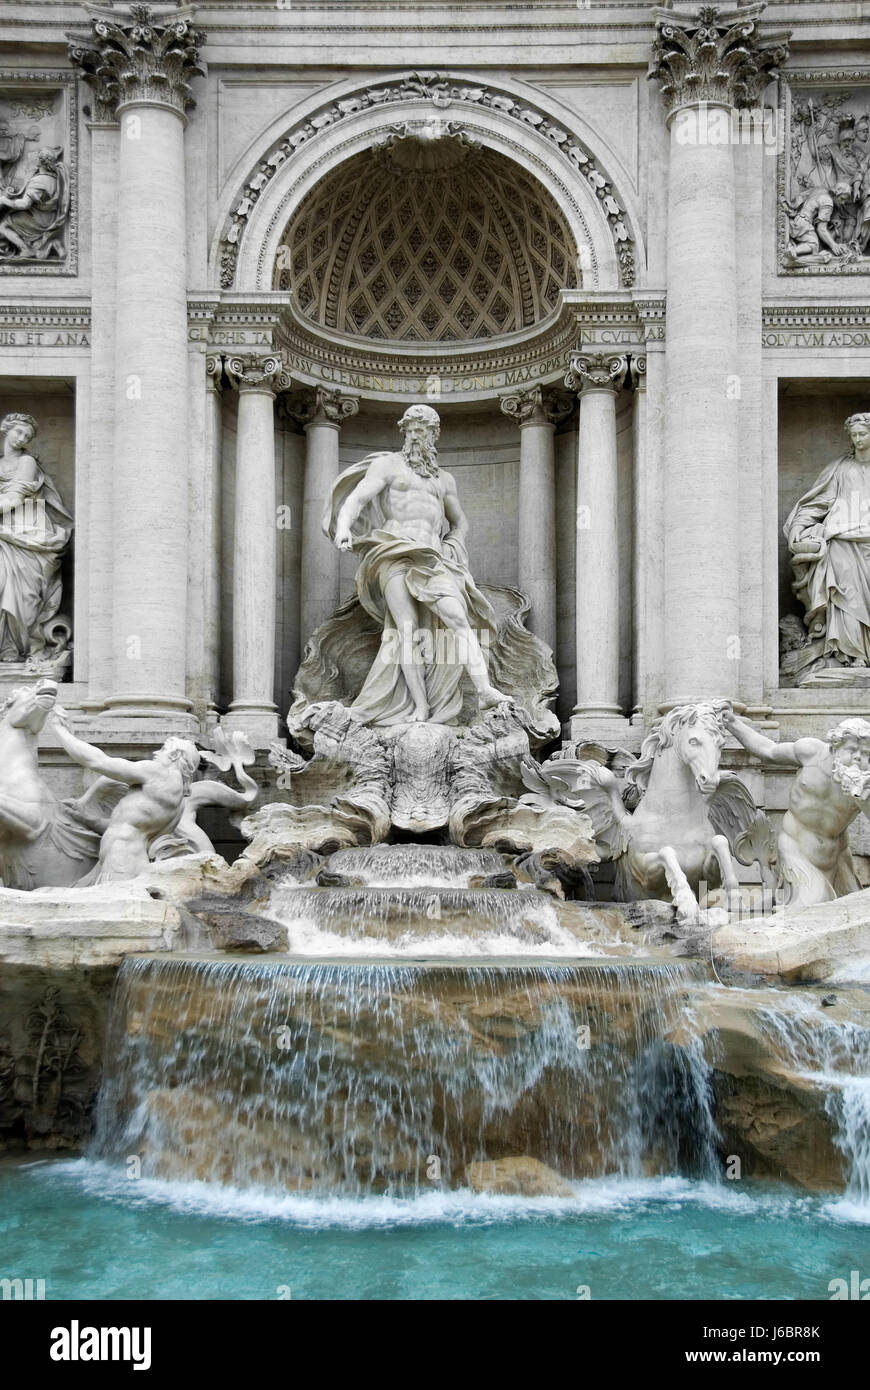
[335,456,391,548]
[50,716,146,786]
[723,708,805,766]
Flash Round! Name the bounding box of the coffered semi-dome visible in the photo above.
[275,132,580,343]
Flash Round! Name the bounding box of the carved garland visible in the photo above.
[219,73,635,291]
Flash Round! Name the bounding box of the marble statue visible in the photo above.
[783,182,852,263]
[785,412,870,671]
[323,404,508,725]
[538,702,773,924]
[0,679,113,889]
[0,412,72,665]
[723,708,870,908]
[0,146,69,261]
[817,115,870,248]
[49,713,201,884]
[150,728,259,859]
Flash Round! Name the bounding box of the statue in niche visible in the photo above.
[723,708,870,907]
[0,412,72,666]
[784,411,870,676]
[323,404,509,725]
[0,146,69,262]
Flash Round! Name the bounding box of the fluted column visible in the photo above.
[223,354,282,743]
[565,352,629,738]
[80,100,119,707]
[650,3,788,707]
[500,385,573,654]
[70,4,205,723]
[285,388,360,644]
[201,353,223,712]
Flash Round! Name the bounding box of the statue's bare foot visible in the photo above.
[478,684,511,710]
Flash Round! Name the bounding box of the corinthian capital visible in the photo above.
[500,385,574,428]
[282,387,360,429]
[649,3,789,119]
[564,353,629,396]
[68,4,205,122]
[225,354,283,394]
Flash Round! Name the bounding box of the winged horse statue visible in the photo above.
[519,700,777,924]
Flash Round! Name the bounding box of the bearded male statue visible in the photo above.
[322,404,508,726]
[723,708,870,907]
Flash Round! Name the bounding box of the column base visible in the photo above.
[223,703,280,747]
[97,694,198,736]
[567,711,638,749]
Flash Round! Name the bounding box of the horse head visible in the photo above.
[0,678,59,736]
[629,700,730,798]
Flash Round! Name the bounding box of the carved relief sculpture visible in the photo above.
[784,411,870,678]
[0,146,69,262]
[784,84,870,271]
[0,412,72,667]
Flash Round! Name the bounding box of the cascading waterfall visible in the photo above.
[90,954,718,1196]
[755,999,870,1205]
[323,845,508,887]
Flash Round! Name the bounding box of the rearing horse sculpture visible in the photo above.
[521,701,776,922]
[0,680,117,888]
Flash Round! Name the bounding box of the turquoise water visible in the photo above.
[3,1157,870,1301]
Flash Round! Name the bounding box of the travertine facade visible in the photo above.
[0,0,868,842]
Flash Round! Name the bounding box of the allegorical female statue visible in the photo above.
[0,412,73,662]
[785,411,870,669]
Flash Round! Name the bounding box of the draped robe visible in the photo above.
[0,457,72,659]
[784,452,870,663]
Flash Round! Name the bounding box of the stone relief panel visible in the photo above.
[779,75,870,274]
[0,76,76,275]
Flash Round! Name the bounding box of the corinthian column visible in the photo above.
[564,352,629,739]
[70,5,205,723]
[500,385,573,654]
[650,3,788,707]
[224,354,283,744]
[284,388,360,644]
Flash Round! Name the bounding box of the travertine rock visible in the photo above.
[464,1157,575,1198]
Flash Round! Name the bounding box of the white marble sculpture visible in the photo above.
[0,679,112,888]
[0,411,72,665]
[537,702,773,924]
[0,146,69,261]
[151,728,259,859]
[49,714,201,884]
[323,404,508,725]
[724,708,870,907]
[785,412,870,672]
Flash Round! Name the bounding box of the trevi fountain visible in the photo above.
[0,0,869,1313]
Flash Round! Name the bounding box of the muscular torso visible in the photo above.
[783,758,858,866]
[381,455,447,549]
